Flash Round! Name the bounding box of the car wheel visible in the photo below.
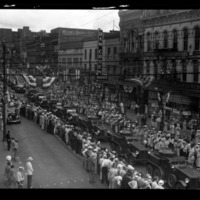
[168,174,177,188]
[175,183,186,189]
[146,165,153,177]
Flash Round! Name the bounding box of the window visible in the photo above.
[84,64,87,71]
[84,49,87,60]
[154,60,158,79]
[128,31,134,52]
[146,60,150,75]
[182,60,187,82]
[163,30,168,48]
[195,26,200,50]
[67,58,72,66]
[147,32,151,51]
[73,58,78,66]
[193,60,198,82]
[80,58,82,65]
[107,47,111,58]
[89,49,92,60]
[95,49,97,60]
[61,58,66,66]
[173,29,178,49]
[95,64,97,71]
[183,28,188,51]
[154,32,159,50]
[113,47,117,57]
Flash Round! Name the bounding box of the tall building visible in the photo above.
[142,9,200,118]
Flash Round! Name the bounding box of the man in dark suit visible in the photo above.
[120,165,134,189]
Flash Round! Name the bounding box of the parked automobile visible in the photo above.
[7,112,21,124]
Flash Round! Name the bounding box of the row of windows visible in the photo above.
[146,27,200,51]
[83,64,118,74]
[144,59,199,82]
[60,57,82,65]
[84,46,118,60]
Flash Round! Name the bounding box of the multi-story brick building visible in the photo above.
[142,9,200,119]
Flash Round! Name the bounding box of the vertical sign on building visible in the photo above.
[97,28,107,80]
[97,28,103,76]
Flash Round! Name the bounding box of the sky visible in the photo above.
[0,9,120,33]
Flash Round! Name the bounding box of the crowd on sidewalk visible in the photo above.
[19,102,165,189]
[4,82,200,189]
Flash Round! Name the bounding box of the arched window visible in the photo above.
[154,31,159,50]
[194,26,200,50]
[173,29,178,49]
[163,30,168,48]
[183,28,188,51]
[147,32,151,51]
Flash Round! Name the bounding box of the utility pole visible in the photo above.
[2,40,7,141]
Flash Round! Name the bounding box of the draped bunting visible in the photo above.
[42,77,56,88]
[123,85,133,93]
[21,73,56,88]
[94,82,102,89]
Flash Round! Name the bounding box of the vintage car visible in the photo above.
[146,149,200,189]
[7,112,21,124]
[109,130,149,164]
[78,114,92,131]
[92,124,112,142]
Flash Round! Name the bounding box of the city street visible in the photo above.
[0,117,107,188]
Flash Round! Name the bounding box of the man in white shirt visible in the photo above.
[17,166,24,188]
[26,157,34,188]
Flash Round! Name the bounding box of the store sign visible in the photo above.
[164,106,172,111]
[182,111,191,116]
[173,109,180,114]
[97,28,103,77]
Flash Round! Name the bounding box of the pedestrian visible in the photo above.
[16,166,25,188]
[6,130,11,151]
[88,151,96,183]
[26,157,34,188]
[4,160,12,186]
[120,165,134,189]
[13,139,19,161]
[11,137,15,160]
[9,164,17,188]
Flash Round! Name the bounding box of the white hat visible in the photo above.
[127,165,135,171]
[6,155,12,161]
[27,157,33,161]
[158,180,164,186]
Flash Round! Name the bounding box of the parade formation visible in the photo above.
[2,75,200,189]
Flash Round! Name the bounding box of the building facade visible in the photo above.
[142,9,200,119]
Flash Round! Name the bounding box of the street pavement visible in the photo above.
[0,117,107,189]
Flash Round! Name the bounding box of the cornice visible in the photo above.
[143,10,200,28]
